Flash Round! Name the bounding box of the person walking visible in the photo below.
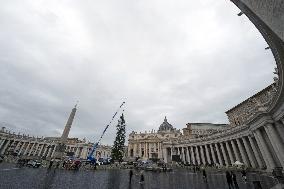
[139,171,145,184]
[48,159,54,169]
[202,169,207,182]
[231,171,239,189]
[129,169,133,183]
[226,171,234,189]
[241,169,247,183]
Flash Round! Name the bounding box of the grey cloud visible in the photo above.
[0,0,275,145]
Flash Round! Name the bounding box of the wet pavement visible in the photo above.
[0,163,278,189]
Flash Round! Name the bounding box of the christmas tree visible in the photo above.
[111,113,126,162]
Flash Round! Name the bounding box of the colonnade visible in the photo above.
[128,141,163,159]
[165,121,284,172]
[0,137,90,159]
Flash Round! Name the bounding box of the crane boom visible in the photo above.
[87,102,125,163]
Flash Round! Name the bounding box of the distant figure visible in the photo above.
[241,169,247,183]
[202,169,207,182]
[139,172,144,184]
[231,171,239,189]
[226,171,233,189]
[129,169,133,183]
[55,161,60,169]
[48,160,54,169]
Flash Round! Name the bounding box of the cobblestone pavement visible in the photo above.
[0,163,278,189]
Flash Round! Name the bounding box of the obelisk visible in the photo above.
[53,104,77,159]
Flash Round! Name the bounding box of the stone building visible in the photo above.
[127,117,181,160]
[183,123,228,138]
[0,104,112,161]
[0,127,112,161]
[226,84,276,127]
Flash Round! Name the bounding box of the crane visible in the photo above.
[87,102,125,164]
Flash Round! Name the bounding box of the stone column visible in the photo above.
[231,140,241,162]
[210,144,217,165]
[75,147,80,157]
[0,139,5,150]
[215,143,223,166]
[181,147,185,163]
[133,143,136,157]
[139,143,142,157]
[236,138,250,166]
[37,144,44,157]
[248,136,264,168]
[205,145,211,165]
[190,146,196,165]
[23,142,31,156]
[186,147,191,164]
[264,123,284,168]
[51,145,56,157]
[220,143,229,166]
[275,121,284,143]
[42,145,49,157]
[28,143,36,156]
[0,140,11,155]
[242,137,257,168]
[15,141,21,151]
[225,141,234,165]
[195,146,201,165]
[47,146,53,157]
[33,143,40,156]
[18,142,26,155]
[254,129,275,171]
[200,146,206,165]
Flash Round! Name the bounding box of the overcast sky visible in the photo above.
[0,0,275,145]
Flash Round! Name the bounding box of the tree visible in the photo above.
[111,113,126,162]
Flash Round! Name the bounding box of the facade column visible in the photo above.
[242,137,257,168]
[23,142,31,156]
[264,123,284,168]
[225,141,234,165]
[0,140,11,155]
[33,143,40,156]
[200,146,206,165]
[0,139,5,150]
[186,147,191,163]
[205,145,211,165]
[38,144,45,156]
[248,136,264,168]
[236,138,250,166]
[15,141,21,151]
[28,143,36,156]
[231,140,241,162]
[210,144,217,165]
[47,146,53,157]
[215,143,223,166]
[170,147,173,161]
[220,143,229,166]
[254,129,275,171]
[190,146,195,165]
[134,143,138,157]
[275,121,284,143]
[42,145,49,157]
[181,147,185,163]
[51,145,57,157]
[75,147,79,157]
[18,142,26,155]
[195,146,201,165]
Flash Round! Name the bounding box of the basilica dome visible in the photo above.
[158,117,174,132]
